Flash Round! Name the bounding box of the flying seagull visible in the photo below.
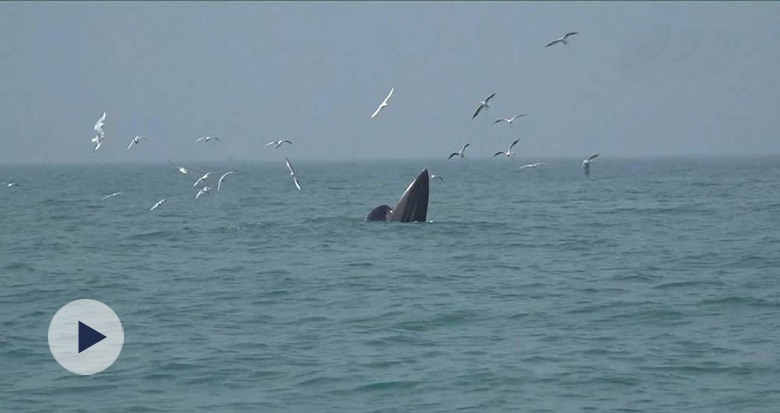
[546,32,579,48]
[448,143,471,160]
[195,136,220,143]
[265,140,293,148]
[127,136,147,150]
[195,186,212,200]
[430,174,444,182]
[493,139,521,158]
[519,162,545,170]
[167,160,195,175]
[91,134,104,152]
[101,192,123,200]
[92,112,106,152]
[371,87,394,119]
[2,182,18,187]
[285,157,302,191]
[193,172,213,187]
[472,93,496,120]
[217,171,234,192]
[493,114,527,126]
[150,199,166,211]
[582,153,599,177]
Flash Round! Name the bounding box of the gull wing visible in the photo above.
[493,119,507,124]
[509,139,520,151]
[448,152,459,160]
[588,153,599,162]
[293,176,302,191]
[472,105,484,120]
[285,157,296,175]
[564,32,579,40]
[493,152,505,157]
[383,88,394,104]
[371,104,383,119]
[545,39,562,48]
[484,93,496,103]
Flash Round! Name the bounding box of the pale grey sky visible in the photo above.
[1,1,778,163]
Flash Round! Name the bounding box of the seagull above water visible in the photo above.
[217,171,234,192]
[101,192,123,200]
[167,160,195,175]
[430,174,444,182]
[519,162,545,170]
[545,32,579,48]
[494,139,521,158]
[371,87,394,119]
[195,136,220,143]
[472,93,496,120]
[127,136,147,150]
[2,181,18,187]
[150,199,166,211]
[195,186,212,200]
[582,153,599,177]
[285,157,302,191]
[193,172,213,187]
[493,114,527,126]
[94,112,106,138]
[265,139,293,148]
[448,143,471,160]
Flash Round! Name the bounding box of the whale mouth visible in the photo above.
[366,169,429,223]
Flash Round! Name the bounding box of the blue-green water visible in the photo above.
[1,157,780,412]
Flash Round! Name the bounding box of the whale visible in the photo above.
[366,169,429,222]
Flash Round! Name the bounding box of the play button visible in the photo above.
[78,321,106,353]
[49,299,124,375]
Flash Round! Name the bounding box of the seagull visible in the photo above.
[545,32,579,48]
[519,162,545,170]
[448,143,471,160]
[582,153,599,177]
[493,114,527,126]
[285,157,302,191]
[101,192,123,200]
[265,140,293,148]
[91,134,104,152]
[150,199,166,211]
[94,112,106,138]
[371,87,394,119]
[195,185,212,200]
[472,93,496,120]
[217,171,234,192]
[193,172,213,187]
[2,182,18,187]
[195,136,220,143]
[430,174,444,182]
[127,136,147,150]
[493,139,521,158]
[167,160,195,175]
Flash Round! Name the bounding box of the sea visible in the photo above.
[1,157,779,412]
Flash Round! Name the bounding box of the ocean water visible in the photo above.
[1,157,780,412]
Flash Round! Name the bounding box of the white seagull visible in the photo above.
[193,172,213,187]
[195,185,212,200]
[150,199,166,211]
[370,87,394,119]
[493,114,527,126]
[448,143,471,160]
[195,136,220,143]
[265,140,293,148]
[167,160,195,175]
[284,157,302,191]
[127,136,147,150]
[582,154,599,177]
[472,93,496,120]
[546,32,579,48]
[91,134,104,152]
[101,192,123,200]
[2,182,18,187]
[217,171,234,192]
[519,162,545,170]
[92,112,106,152]
[430,174,444,182]
[493,139,521,158]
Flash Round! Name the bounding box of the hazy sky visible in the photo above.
[1,1,779,163]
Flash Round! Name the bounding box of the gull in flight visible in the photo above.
[448,143,471,160]
[195,136,220,143]
[546,32,579,48]
[371,87,394,119]
[430,174,444,182]
[265,140,293,148]
[472,93,496,120]
[101,192,123,200]
[127,136,147,150]
[193,172,213,187]
[493,139,521,158]
[493,114,527,126]
[519,162,545,170]
[167,160,195,175]
[285,157,302,191]
[150,199,166,211]
[217,171,234,192]
[195,185,212,200]
[92,112,106,152]
[582,153,599,177]
[2,181,18,187]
